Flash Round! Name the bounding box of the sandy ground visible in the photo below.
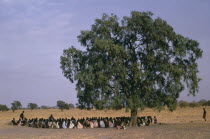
[0,123,210,139]
[0,107,209,139]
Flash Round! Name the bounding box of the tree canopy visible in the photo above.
[11,101,22,112]
[40,105,51,109]
[56,100,69,111]
[0,104,9,112]
[27,103,38,111]
[60,11,202,126]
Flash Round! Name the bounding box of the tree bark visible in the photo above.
[130,109,137,127]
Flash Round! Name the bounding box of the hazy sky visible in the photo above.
[0,0,209,107]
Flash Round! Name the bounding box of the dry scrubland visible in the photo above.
[1,107,209,124]
[0,107,210,139]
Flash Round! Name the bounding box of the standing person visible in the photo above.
[20,111,24,120]
[49,114,54,121]
[203,108,207,121]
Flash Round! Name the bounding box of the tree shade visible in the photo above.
[60,11,203,126]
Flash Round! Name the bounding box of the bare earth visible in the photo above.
[0,107,209,139]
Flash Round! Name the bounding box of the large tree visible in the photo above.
[60,11,202,126]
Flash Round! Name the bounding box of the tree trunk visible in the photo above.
[130,109,137,127]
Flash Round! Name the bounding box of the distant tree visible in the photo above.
[198,99,208,106]
[52,106,58,109]
[189,101,200,107]
[178,100,189,108]
[69,103,75,109]
[60,11,203,126]
[0,104,9,111]
[11,101,22,112]
[205,100,210,106]
[57,100,69,111]
[27,103,38,111]
[40,105,51,109]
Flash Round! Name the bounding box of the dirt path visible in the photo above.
[1,123,210,139]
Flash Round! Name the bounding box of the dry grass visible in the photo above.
[0,106,209,125]
[0,107,209,139]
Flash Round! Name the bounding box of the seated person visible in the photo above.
[93,120,98,128]
[145,118,151,126]
[100,120,105,128]
[115,118,122,129]
[62,119,67,129]
[69,120,75,129]
[109,120,114,128]
[10,118,17,125]
[21,118,27,126]
[56,120,60,129]
[77,121,83,129]
[154,116,158,124]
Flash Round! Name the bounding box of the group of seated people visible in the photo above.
[10,111,158,129]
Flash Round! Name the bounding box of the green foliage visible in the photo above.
[57,100,69,111]
[179,100,210,108]
[60,11,202,113]
[189,101,200,107]
[40,105,51,109]
[203,100,210,106]
[198,99,208,106]
[11,101,22,112]
[0,104,9,111]
[179,100,189,108]
[125,107,129,113]
[27,103,38,110]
